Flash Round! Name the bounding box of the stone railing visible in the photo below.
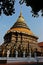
[0,57,43,63]
[0,50,43,63]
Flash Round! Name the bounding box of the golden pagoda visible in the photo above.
[0,11,41,57]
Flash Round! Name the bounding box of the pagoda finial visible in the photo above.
[20,5,22,17]
[17,5,24,22]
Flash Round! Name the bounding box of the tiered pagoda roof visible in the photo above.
[6,11,38,39]
[11,12,29,29]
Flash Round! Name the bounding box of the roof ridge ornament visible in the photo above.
[16,6,25,22]
[19,5,23,17]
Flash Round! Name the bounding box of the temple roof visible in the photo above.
[11,11,29,29]
[38,42,43,47]
[6,11,38,38]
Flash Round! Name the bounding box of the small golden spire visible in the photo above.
[20,5,22,17]
[17,6,24,22]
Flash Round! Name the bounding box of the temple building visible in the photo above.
[0,12,41,57]
[38,42,43,56]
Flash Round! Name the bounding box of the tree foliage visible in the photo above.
[0,0,15,16]
[0,0,43,17]
[19,0,43,17]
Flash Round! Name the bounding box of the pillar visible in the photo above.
[7,50,10,58]
[23,51,25,58]
[16,51,18,58]
[34,52,37,58]
[29,49,31,58]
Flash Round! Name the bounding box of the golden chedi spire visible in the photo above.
[11,10,29,29]
[6,9,38,38]
[19,10,22,17]
[19,5,23,17]
[17,10,24,22]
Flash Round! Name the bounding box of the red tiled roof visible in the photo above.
[38,42,43,47]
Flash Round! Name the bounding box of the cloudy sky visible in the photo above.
[0,1,43,45]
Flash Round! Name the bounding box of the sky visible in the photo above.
[0,1,43,45]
